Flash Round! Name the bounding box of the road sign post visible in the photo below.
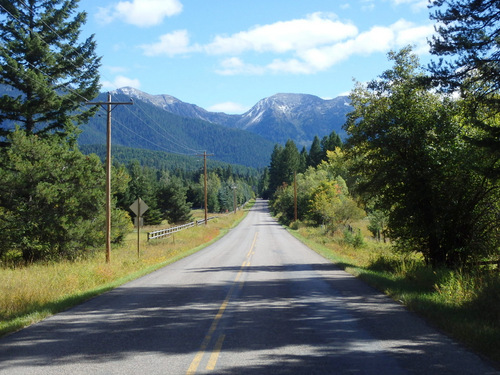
[130,198,149,257]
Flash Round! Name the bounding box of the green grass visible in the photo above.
[0,207,250,337]
[288,223,500,366]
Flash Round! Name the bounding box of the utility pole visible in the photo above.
[198,151,213,225]
[86,93,133,263]
[294,171,298,222]
[232,184,237,214]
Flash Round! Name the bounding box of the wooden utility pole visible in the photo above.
[198,151,213,225]
[86,93,133,263]
[294,171,298,222]
[232,184,237,214]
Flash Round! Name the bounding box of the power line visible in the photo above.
[114,94,204,154]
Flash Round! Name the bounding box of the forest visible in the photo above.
[263,45,499,269]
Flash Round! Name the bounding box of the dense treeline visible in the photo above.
[80,144,261,179]
[117,159,256,226]
[0,128,257,263]
[261,131,363,232]
[264,44,499,269]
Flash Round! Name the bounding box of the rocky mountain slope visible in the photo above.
[113,88,351,146]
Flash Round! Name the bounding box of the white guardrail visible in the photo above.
[147,217,216,241]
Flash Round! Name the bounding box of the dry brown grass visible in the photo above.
[0,208,248,336]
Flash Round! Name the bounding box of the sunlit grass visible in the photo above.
[0,207,249,336]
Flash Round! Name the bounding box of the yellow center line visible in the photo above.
[186,232,258,374]
[206,334,226,370]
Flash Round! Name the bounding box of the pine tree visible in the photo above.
[321,130,342,156]
[429,0,500,179]
[307,136,323,168]
[429,0,500,96]
[0,0,101,146]
[0,130,131,262]
[158,176,193,224]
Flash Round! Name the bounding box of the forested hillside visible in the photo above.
[79,93,275,168]
[80,144,261,178]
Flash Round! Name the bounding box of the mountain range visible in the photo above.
[0,85,352,169]
[114,87,352,146]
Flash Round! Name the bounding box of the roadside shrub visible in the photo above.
[343,228,365,248]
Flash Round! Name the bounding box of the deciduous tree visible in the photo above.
[345,47,499,267]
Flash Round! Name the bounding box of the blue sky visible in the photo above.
[78,0,437,113]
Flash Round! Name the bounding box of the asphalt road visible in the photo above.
[0,199,498,374]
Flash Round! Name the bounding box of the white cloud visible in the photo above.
[96,0,182,27]
[140,30,197,57]
[101,75,141,90]
[139,12,434,76]
[392,20,434,53]
[207,15,434,76]
[207,102,250,114]
[205,13,358,55]
[215,57,265,76]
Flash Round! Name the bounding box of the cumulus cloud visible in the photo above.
[97,0,183,27]
[140,30,197,57]
[392,20,434,53]
[139,12,434,76]
[205,13,358,55]
[214,18,432,76]
[101,75,141,90]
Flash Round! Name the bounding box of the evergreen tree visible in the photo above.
[429,0,500,96]
[307,136,323,168]
[0,130,131,262]
[282,139,300,180]
[299,146,308,173]
[268,140,301,197]
[157,176,193,223]
[258,167,270,198]
[0,0,101,146]
[123,160,162,225]
[321,130,343,157]
[429,0,500,179]
[268,144,285,194]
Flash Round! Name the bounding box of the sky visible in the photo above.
[78,0,438,114]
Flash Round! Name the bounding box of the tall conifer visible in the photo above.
[0,0,101,145]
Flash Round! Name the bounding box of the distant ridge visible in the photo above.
[112,87,352,146]
[78,91,275,169]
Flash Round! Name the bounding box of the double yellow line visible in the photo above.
[186,232,258,374]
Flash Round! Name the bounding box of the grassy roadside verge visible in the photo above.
[0,204,252,338]
[287,223,500,366]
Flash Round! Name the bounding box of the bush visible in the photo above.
[343,227,365,248]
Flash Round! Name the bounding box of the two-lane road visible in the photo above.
[0,199,497,374]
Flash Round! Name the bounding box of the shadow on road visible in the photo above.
[1,261,491,374]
